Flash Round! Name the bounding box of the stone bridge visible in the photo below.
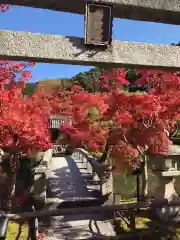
[34,147,115,239]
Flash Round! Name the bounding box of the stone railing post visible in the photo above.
[33,149,53,203]
[100,157,113,205]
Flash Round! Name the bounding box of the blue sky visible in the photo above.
[0,6,180,82]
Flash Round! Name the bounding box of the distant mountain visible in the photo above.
[34,68,104,93]
[35,78,72,92]
[3,67,140,96]
[23,78,72,96]
[23,67,104,95]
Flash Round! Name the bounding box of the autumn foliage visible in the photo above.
[46,68,180,171]
[0,62,177,172]
[0,5,52,153]
[1,1,180,173]
[0,61,52,154]
[0,3,179,172]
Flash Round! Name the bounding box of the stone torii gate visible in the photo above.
[0,0,179,70]
[1,0,180,223]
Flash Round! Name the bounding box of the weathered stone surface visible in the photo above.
[33,149,53,202]
[148,149,180,223]
[34,166,47,174]
[1,30,180,70]
[33,173,46,202]
[151,172,180,222]
[1,0,180,25]
[41,149,53,166]
[42,155,115,239]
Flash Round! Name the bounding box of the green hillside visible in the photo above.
[23,83,36,96]
[22,67,103,95]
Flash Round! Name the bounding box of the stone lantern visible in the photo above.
[148,144,180,222]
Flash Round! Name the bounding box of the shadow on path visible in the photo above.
[41,155,115,239]
[47,155,92,200]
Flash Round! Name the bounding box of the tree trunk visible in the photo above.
[98,128,112,164]
[1,152,20,212]
[5,173,16,212]
[98,143,110,164]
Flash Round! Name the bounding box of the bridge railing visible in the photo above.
[33,149,53,202]
[72,148,113,198]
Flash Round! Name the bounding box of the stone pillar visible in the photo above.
[101,157,114,205]
[149,152,180,222]
[102,169,113,205]
[33,149,53,203]
[33,167,46,202]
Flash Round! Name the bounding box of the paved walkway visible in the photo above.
[40,155,115,239]
[46,155,96,202]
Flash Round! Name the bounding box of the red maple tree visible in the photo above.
[33,85,108,151]
[0,61,53,212]
[0,8,50,240]
[0,2,52,211]
[100,68,129,90]
[57,68,180,173]
[98,68,180,171]
[60,85,109,151]
[0,61,51,153]
[0,5,51,155]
